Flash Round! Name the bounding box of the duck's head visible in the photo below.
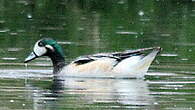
[24,38,64,64]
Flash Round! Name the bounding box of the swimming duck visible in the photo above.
[24,38,161,78]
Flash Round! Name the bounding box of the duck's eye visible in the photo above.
[38,42,44,47]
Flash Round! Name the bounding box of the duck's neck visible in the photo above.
[48,52,65,74]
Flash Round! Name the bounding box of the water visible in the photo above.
[0,0,195,110]
[25,63,28,84]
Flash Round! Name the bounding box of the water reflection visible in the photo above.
[2,70,195,110]
[63,78,153,106]
[24,76,154,109]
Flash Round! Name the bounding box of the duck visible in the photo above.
[24,38,162,78]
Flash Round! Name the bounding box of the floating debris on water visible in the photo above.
[27,14,32,19]
[116,31,138,35]
[1,57,17,60]
[160,34,171,37]
[17,30,25,33]
[140,18,151,22]
[0,29,10,33]
[78,27,84,31]
[16,0,28,5]
[39,27,64,31]
[118,0,125,4]
[147,72,177,76]
[175,43,195,46]
[9,32,18,36]
[117,26,124,29]
[160,53,178,57]
[8,48,23,52]
[0,20,5,24]
[0,69,52,79]
[181,58,188,61]
[138,11,144,16]
[58,41,73,45]
[10,100,14,103]
[36,57,50,61]
[80,17,87,20]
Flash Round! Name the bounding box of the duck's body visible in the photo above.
[24,38,161,78]
[62,48,160,78]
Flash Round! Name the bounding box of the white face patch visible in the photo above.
[33,40,47,56]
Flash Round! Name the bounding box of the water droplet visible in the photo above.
[10,100,14,103]
[0,29,10,33]
[138,11,144,16]
[78,27,84,31]
[117,26,123,29]
[181,58,188,61]
[160,54,178,57]
[25,63,28,84]
[0,20,5,24]
[10,32,18,36]
[25,63,28,68]
[118,0,125,4]
[140,32,144,35]
[8,48,23,52]
[160,33,171,37]
[80,17,87,20]
[27,14,32,19]
[58,41,73,45]
[1,57,17,60]
[116,31,138,35]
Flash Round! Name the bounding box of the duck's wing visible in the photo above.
[72,47,161,65]
[111,47,161,60]
[72,53,119,65]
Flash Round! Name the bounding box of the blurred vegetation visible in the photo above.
[0,0,195,66]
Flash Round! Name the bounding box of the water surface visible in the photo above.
[1,0,195,110]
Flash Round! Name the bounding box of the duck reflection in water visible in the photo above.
[25,76,155,109]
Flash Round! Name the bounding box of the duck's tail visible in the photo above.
[113,47,162,78]
[137,47,161,73]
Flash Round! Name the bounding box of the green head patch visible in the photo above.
[41,38,64,57]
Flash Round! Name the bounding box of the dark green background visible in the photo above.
[0,0,195,110]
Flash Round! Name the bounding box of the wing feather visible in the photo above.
[72,47,161,65]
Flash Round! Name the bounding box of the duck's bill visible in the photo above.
[24,52,37,63]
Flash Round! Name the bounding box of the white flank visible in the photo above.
[62,58,117,77]
[113,50,159,78]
